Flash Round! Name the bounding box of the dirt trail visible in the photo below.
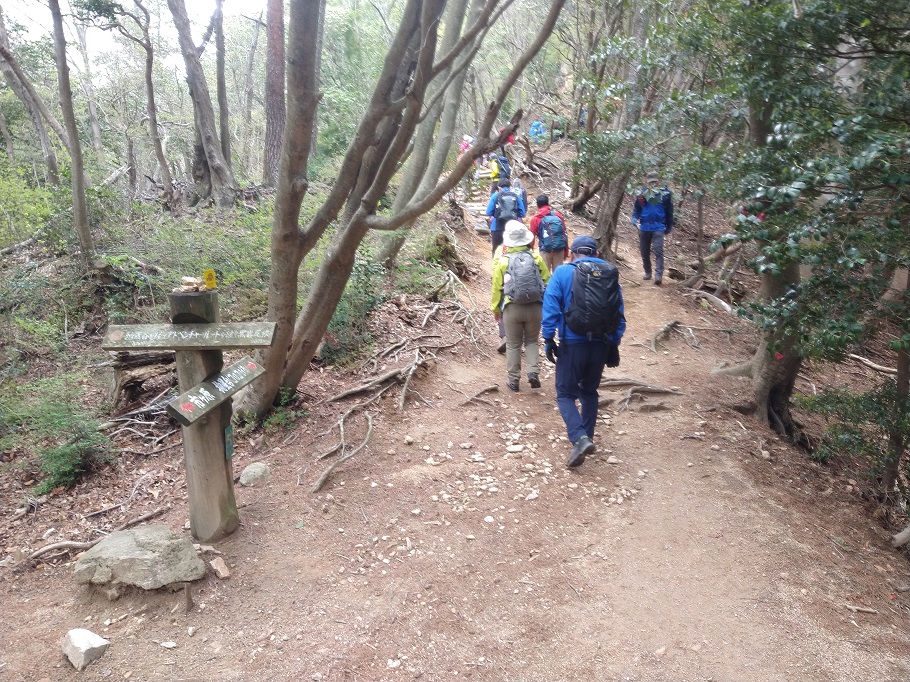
[1,206,909,681]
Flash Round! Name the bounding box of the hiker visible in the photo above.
[512,177,528,211]
[528,119,546,143]
[489,153,512,194]
[529,194,569,272]
[485,179,526,255]
[541,235,625,468]
[631,170,674,285]
[457,134,471,161]
[491,221,551,392]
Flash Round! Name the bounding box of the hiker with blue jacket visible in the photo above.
[542,235,625,468]
[631,171,674,285]
[491,221,550,392]
[485,179,526,256]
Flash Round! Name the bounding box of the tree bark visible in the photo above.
[883,269,910,494]
[0,104,13,158]
[262,0,285,188]
[49,0,94,267]
[0,9,59,183]
[75,24,104,155]
[167,0,237,207]
[215,0,231,169]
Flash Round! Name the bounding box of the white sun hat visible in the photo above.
[502,220,533,247]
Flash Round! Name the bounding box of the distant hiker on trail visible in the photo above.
[529,194,569,272]
[541,235,625,468]
[491,221,550,393]
[498,125,515,155]
[486,179,526,255]
[528,119,546,143]
[489,153,512,194]
[631,170,674,285]
[512,177,528,211]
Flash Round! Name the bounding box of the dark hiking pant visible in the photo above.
[555,341,609,444]
[638,229,665,279]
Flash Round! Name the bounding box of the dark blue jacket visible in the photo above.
[541,258,625,345]
[632,186,674,232]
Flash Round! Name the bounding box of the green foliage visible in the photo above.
[262,388,308,433]
[0,160,55,249]
[797,382,910,489]
[0,374,110,493]
[320,259,387,366]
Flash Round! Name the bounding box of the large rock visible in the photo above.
[239,462,271,487]
[73,525,205,590]
[62,628,110,671]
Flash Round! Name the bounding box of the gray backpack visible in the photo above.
[503,251,544,304]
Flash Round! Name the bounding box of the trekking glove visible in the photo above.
[544,337,559,364]
[606,342,620,368]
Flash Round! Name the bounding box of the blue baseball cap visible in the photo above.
[570,235,598,254]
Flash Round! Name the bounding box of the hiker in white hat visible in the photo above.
[491,220,551,392]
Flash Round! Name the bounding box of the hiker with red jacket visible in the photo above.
[529,194,569,272]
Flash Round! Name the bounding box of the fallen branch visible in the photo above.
[322,366,406,404]
[849,354,897,376]
[457,384,499,406]
[616,384,683,412]
[311,413,374,493]
[650,320,681,352]
[30,506,169,561]
[843,603,878,615]
[686,289,733,314]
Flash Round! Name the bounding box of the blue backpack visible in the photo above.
[495,155,511,179]
[538,213,566,252]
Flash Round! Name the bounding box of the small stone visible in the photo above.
[710,444,720,451]
[63,629,110,671]
[411,508,421,515]
[160,641,177,649]
[404,435,414,445]
[506,444,524,453]
[606,456,621,464]
[387,659,401,669]
[525,491,539,501]
[637,470,646,478]
[209,557,231,579]
[239,462,271,487]
[483,516,495,523]
[188,626,198,637]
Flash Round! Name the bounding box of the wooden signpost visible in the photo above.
[102,289,275,543]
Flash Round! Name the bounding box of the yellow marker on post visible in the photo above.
[203,269,217,290]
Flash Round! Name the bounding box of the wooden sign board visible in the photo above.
[102,322,276,351]
[166,357,266,426]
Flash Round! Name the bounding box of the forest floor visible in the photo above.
[2,154,910,681]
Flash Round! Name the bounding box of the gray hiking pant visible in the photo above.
[638,229,665,278]
[503,301,542,383]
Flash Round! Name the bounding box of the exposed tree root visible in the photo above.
[684,288,733,314]
[456,384,499,406]
[311,414,373,493]
[848,353,897,375]
[29,506,170,562]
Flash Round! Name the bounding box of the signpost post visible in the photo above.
[102,289,275,543]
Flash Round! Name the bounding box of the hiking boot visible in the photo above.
[654,278,662,286]
[642,272,652,281]
[497,340,507,354]
[507,380,519,392]
[528,373,541,389]
[567,435,595,468]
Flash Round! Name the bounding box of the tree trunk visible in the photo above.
[125,132,138,193]
[883,270,910,494]
[236,0,567,419]
[167,0,237,207]
[215,0,231,169]
[0,103,14,159]
[75,24,104,155]
[0,9,58,183]
[262,0,285,188]
[49,0,94,267]
[241,13,262,179]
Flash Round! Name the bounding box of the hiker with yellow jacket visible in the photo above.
[491,221,551,392]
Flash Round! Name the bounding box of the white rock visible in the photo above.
[63,629,110,671]
[387,659,401,669]
[637,470,646,478]
[483,516,495,523]
[606,456,621,464]
[506,444,524,453]
[404,435,414,444]
[188,626,198,637]
[160,641,177,649]
[209,557,231,579]
[239,462,271,487]
[525,491,539,501]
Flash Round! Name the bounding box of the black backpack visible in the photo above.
[495,154,511,179]
[495,190,521,222]
[565,260,622,338]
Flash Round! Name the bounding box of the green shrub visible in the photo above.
[320,259,387,366]
[0,374,110,493]
[796,381,910,490]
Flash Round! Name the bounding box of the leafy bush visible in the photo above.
[0,160,54,249]
[320,259,387,365]
[0,374,110,493]
[797,381,910,494]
